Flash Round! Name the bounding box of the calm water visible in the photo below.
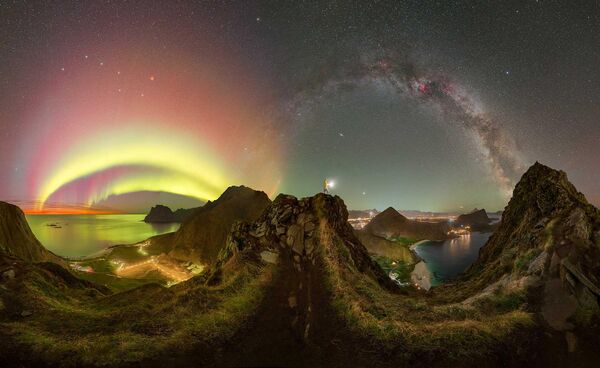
[26,215,179,258]
[414,232,491,286]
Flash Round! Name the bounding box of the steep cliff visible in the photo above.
[0,202,63,265]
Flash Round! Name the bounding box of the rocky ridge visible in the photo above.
[459,162,600,357]
[210,193,394,354]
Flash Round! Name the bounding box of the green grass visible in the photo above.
[515,248,541,271]
[372,255,412,284]
[319,222,536,365]
[0,256,275,366]
[388,236,418,246]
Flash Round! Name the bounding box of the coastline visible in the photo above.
[409,239,434,291]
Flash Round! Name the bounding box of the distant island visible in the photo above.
[143,204,200,223]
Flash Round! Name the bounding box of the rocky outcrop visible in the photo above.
[363,207,449,241]
[211,193,394,351]
[465,162,600,346]
[144,205,199,223]
[0,202,64,265]
[219,193,389,283]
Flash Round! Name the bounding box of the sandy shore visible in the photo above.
[409,239,431,251]
[411,261,432,291]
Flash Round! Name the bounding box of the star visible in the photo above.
[99,62,104,66]
[149,75,155,81]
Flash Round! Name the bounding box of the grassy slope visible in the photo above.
[0,255,275,367]
[321,223,537,366]
[4,181,594,366]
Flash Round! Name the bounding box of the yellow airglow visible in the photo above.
[38,124,230,209]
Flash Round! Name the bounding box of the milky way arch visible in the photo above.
[284,53,526,196]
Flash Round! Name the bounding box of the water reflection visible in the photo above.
[26,214,180,258]
[413,232,491,286]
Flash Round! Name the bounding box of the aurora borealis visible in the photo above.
[2,1,600,213]
[3,18,283,213]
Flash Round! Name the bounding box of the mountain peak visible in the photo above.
[509,161,587,218]
[378,207,406,220]
[219,185,268,201]
[468,162,599,314]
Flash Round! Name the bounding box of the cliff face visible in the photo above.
[363,207,449,240]
[0,202,63,265]
[164,186,271,265]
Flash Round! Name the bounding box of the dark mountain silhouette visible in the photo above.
[455,208,490,226]
[363,207,449,240]
[144,204,199,223]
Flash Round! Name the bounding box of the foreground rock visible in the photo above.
[456,162,600,362]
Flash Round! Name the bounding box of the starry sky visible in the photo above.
[1,1,599,213]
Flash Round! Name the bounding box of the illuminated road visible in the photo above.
[116,257,192,283]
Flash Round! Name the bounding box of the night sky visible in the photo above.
[1,1,599,213]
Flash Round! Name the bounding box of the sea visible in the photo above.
[25,214,180,258]
[413,232,491,286]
